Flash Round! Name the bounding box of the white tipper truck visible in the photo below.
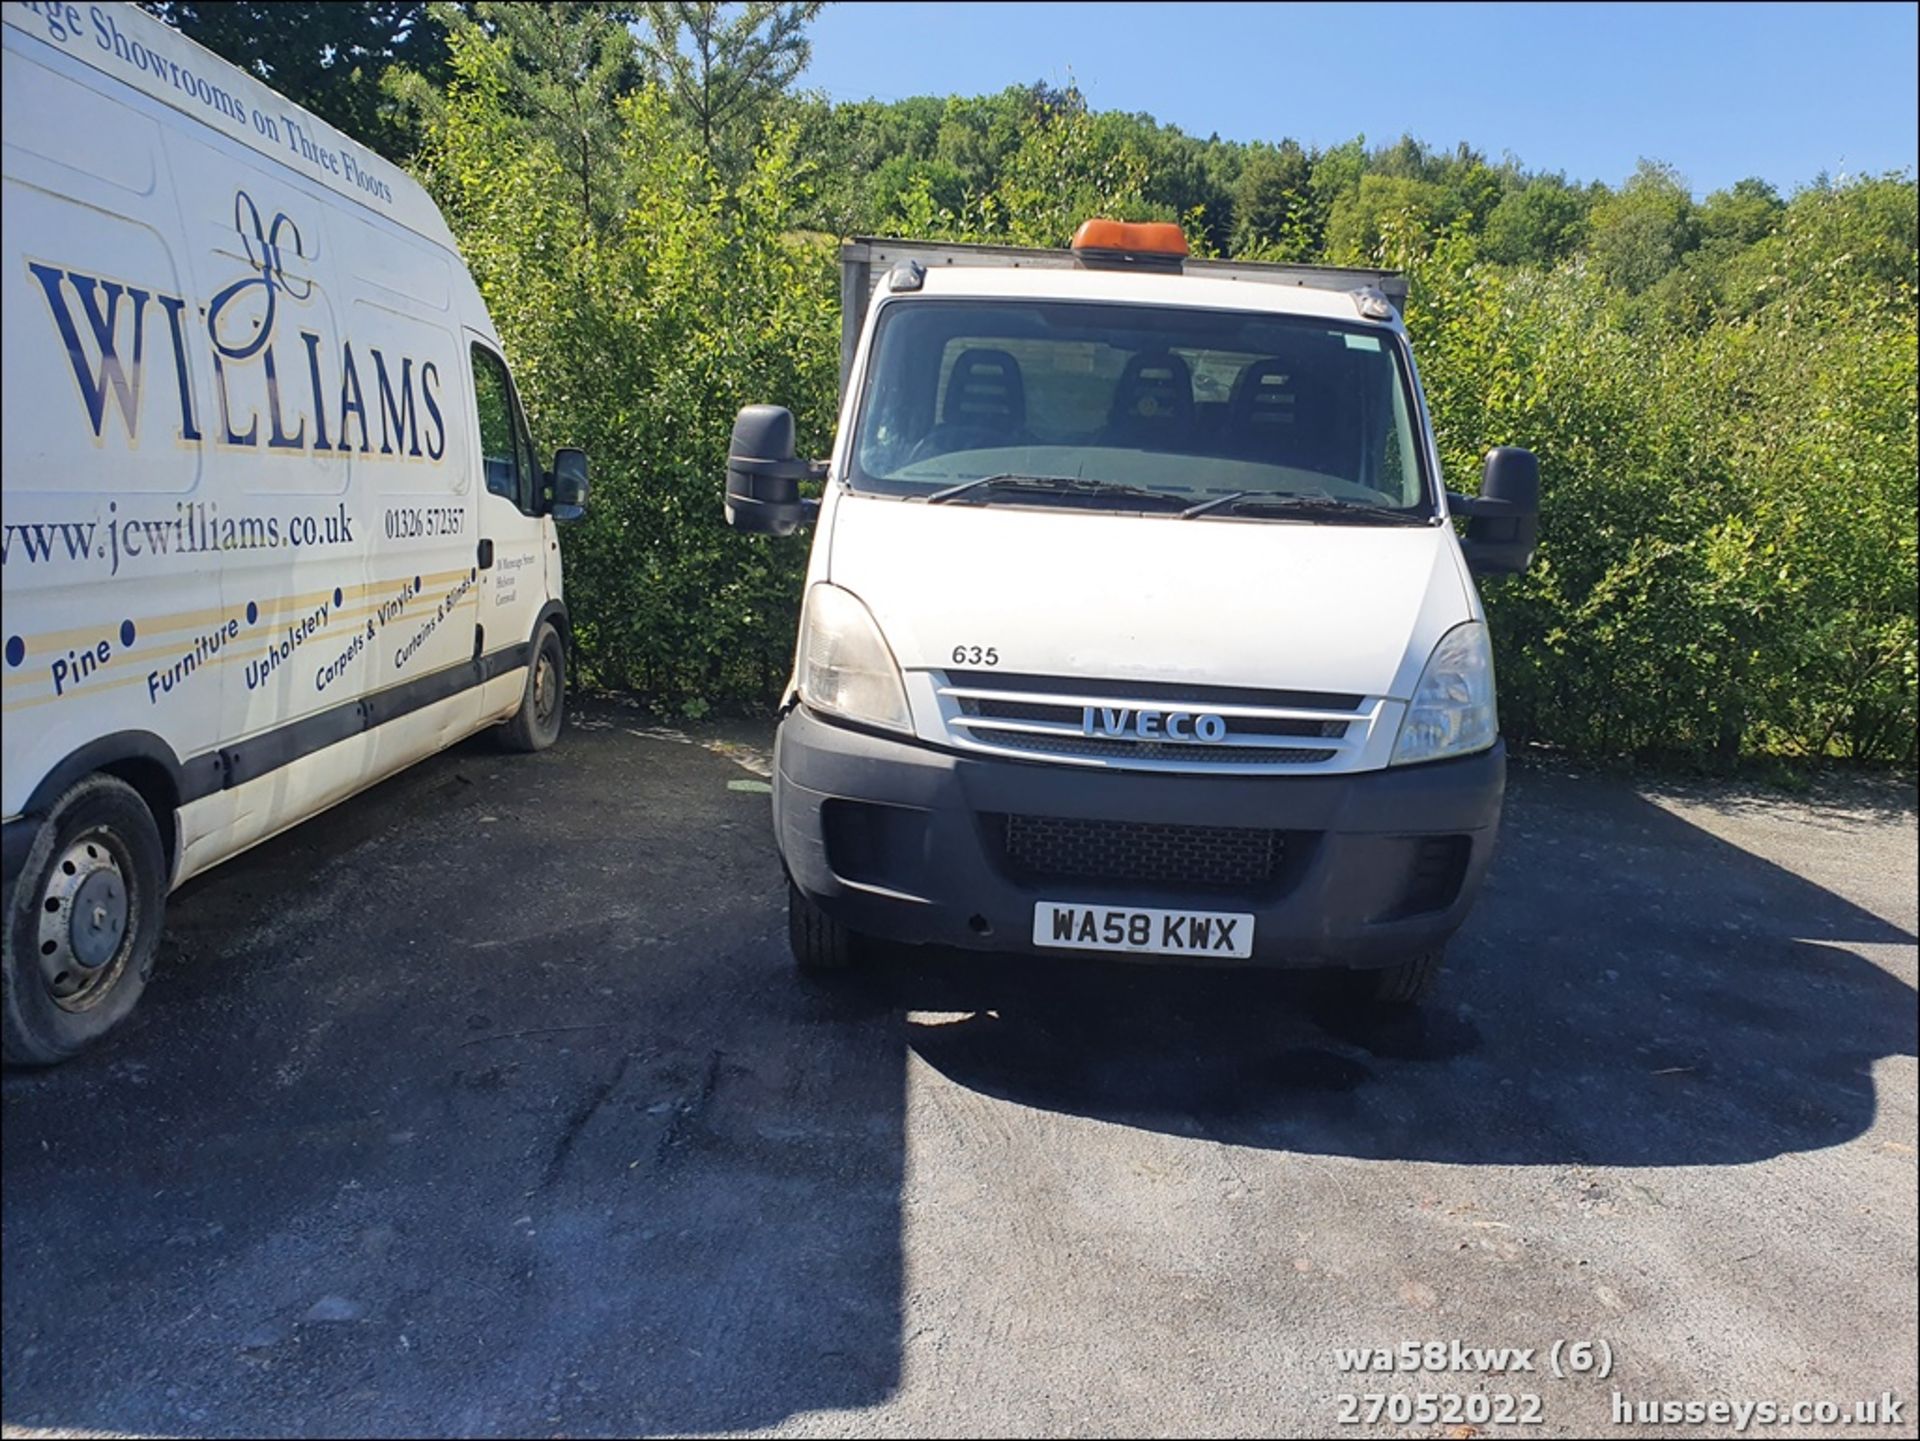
[725,220,1538,1005]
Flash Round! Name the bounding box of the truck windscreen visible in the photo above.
[847,299,1432,515]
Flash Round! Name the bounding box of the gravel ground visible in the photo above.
[3,703,1914,1438]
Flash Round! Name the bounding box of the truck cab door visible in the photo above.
[466,336,550,718]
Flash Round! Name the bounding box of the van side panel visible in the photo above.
[2,13,543,886]
[171,686,479,885]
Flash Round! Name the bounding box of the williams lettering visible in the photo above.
[28,187,447,464]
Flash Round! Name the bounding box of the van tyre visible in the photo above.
[1361,948,1444,1006]
[501,622,566,752]
[787,880,860,973]
[2,776,167,1067]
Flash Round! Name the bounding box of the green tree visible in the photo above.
[1305,135,1367,245]
[1640,179,1783,329]
[1435,150,1507,233]
[933,86,1038,191]
[1232,140,1315,257]
[788,92,946,235]
[1482,179,1588,266]
[982,90,1153,247]
[398,4,645,239]
[1324,173,1445,264]
[637,1,823,167]
[1586,159,1700,293]
[1371,133,1436,181]
[1699,177,1785,249]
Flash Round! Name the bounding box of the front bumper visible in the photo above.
[774,705,1505,969]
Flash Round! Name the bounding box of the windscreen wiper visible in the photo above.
[924,473,1186,509]
[1180,491,1431,524]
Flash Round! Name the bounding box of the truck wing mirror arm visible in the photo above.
[1447,491,1531,519]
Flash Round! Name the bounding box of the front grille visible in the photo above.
[983,732,1338,765]
[965,695,1348,739]
[936,670,1372,773]
[998,813,1286,889]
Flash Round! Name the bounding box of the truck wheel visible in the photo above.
[500,622,565,752]
[2,776,167,1066]
[1360,948,1445,1006]
[787,880,860,973]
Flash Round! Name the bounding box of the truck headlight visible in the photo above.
[796,583,912,734]
[1390,621,1498,765]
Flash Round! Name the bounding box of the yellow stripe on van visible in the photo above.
[0,569,481,708]
[13,569,475,652]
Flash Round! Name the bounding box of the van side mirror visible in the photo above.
[549,448,588,522]
[724,405,817,536]
[1453,447,1539,576]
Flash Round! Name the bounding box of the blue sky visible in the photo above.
[799,2,1920,196]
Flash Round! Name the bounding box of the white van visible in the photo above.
[1,2,587,1062]
[726,221,1538,1004]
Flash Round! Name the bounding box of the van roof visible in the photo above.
[2,2,456,252]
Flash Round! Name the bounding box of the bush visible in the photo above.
[1403,190,1916,765]
[419,41,836,708]
[418,36,1916,763]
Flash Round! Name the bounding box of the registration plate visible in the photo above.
[1032,902,1255,959]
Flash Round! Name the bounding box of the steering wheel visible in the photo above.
[902,425,1013,468]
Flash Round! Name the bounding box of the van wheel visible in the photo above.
[1356,948,1445,1006]
[787,881,860,973]
[501,622,565,752]
[2,776,166,1066]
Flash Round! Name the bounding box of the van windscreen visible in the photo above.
[848,300,1431,516]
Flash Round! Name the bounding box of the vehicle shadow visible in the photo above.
[885,770,1918,1166]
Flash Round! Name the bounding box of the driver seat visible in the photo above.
[1230,354,1336,471]
[940,348,1027,438]
[1108,349,1195,448]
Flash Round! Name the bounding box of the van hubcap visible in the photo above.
[37,834,130,1008]
[534,652,558,726]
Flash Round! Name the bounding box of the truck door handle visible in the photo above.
[477,538,494,569]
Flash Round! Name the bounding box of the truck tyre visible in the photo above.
[2,775,167,1066]
[500,622,566,752]
[1361,948,1445,1006]
[787,880,859,973]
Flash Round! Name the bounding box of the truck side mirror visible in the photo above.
[549,447,588,522]
[724,405,815,536]
[1454,447,1539,576]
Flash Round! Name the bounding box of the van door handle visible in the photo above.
[477,538,494,569]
